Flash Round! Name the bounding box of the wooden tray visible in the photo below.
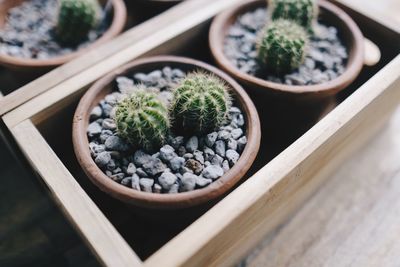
[1,0,400,266]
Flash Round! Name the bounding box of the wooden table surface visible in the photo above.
[242,1,400,266]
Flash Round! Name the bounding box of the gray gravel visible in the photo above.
[0,0,109,59]
[224,8,348,85]
[87,68,248,194]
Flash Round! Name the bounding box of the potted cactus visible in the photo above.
[73,56,261,209]
[0,0,126,75]
[209,0,364,149]
[210,0,364,96]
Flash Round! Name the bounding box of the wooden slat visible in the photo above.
[9,119,143,267]
[144,56,400,267]
[243,107,400,267]
[0,0,242,118]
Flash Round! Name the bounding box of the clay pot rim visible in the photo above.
[209,0,364,95]
[72,55,261,210]
[0,0,127,68]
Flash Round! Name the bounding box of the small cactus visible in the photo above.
[268,0,318,29]
[115,89,170,151]
[56,0,101,46]
[171,72,232,134]
[257,19,309,74]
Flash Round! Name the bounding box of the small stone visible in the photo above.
[203,147,215,162]
[186,136,199,153]
[204,161,211,167]
[131,174,140,190]
[233,114,245,127]
[177,146,186,156]
[237,136,247,152]
[99,130,113,143]
[110,173,124,182]
[105,94,117,105]
[180,173,197,192]
[180,166,194,174]
[113,167,123,175]
[229,107,241,114]
[222,160,230,172]
[106,159,116,171]
[195,176,212,187]
[168,136,184,149]
[159,145,177,162]
[140,178,154,192]
[172,69,185,79]
[90,106,102,120]
[126,163,136,175]
[168,184,179,194]
[89,142,105,157]
[193,151,205,164]
[170,157,185,172]
[143,158,166,176]
[134,73,149,83]
[158,172,177,190]
[121,177,132,187]
[183,153,194,160]
[202,165,224,180]
[133,150,152,167]
[226,150,240,166]
[136,168,148,177]
[152,152,160,158]
[95,152,111,167]
[102,118,116,130]
[152,183,161,193]
[215,140,226,157]
[227,138,238,151]
[231,128,243,140]
[185,159,203,175]
[218,130,231,141]
[87,122,102,137]
[211,155,224,166]
[148,70,162,84]
[105,136,129,152]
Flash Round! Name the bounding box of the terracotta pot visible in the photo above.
[73,56,261,210]
[0,0,127,76]
[209,0,364,101]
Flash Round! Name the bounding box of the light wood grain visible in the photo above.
[144,55,400,267]
[0,0,244,118]
[334,0,400,33]
[242,106,400,267]
[9,119,143,267]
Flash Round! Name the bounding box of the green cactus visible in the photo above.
[257,19,309,74]
[56,0,101,46]
[268,0,318,29]
[115,89,170,151]
[171,72,232,134]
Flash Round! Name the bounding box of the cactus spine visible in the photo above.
[257,19,309,74]
[268,0,318,29]
[115,90,170,151]
[56,0,101,46]
[171,72,232,134]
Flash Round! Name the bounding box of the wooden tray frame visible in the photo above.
[1,0,399,266]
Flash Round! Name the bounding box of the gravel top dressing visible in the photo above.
[87,67,247,194]
[0,0,108,59]
[224,8,348,85]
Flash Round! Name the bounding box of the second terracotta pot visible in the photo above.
[209,0,364,102]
